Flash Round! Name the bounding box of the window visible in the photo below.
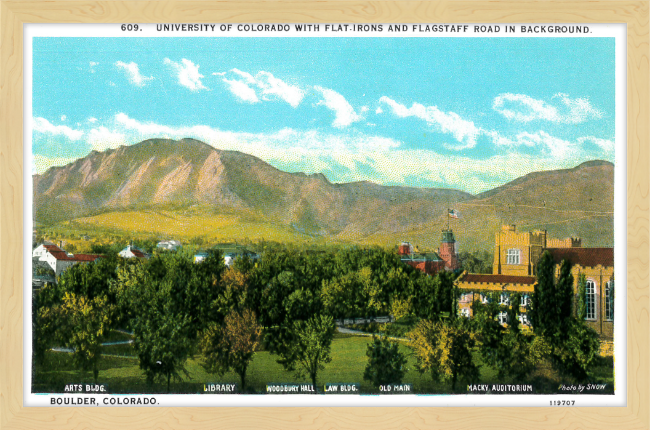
[461,308,471,318]
[518,314,529,326]
[520,294,529,307]
[586,280,596,320]
[506,249,520,265]
[481,294,490,304]
[498,312,508,325]
[605,281,614,321]
[499,293,509,305]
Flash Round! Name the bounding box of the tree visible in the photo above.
[200,309,262,391]
[471,291,550,382]
[277,315,336,393]
[363,336,407,388]
[576,273,587,320]
[410,271,456,322]
[409,320,478,391]
[530,253,599,382]
[459,250,493,274]
[553,319,600,382]
[529,252,574,344]
[33,297,65,367]
[321,267,382,319]
[131,280,193,392]
[473,292,503,370]
[57,256,119,301]
[60,293,112,382]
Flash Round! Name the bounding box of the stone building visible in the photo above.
[455,225,614,341]
[398,228,460,276]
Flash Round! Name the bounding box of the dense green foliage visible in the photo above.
[529,252,601,382]
[277,315,337,392]
[409,319,479,390]
[32,242,609,392]
[363,336,407,388]
[458,250,493,274]
[200,309,261,391]
[472,292,548,381]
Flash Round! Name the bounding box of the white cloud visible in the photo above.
[95,113,602,193]
[493,93,602,124]
[89,61,98,73]
[164,58,207,91]
[315,86,362,128]
[115,61,154,87]
[578,136,615,152]
[222,79,259,103]
[255,71,304,107]
[512,131,578,159]
[375,106,383,114]
[87,126,125,151]
[554,93,604,123]
[212,72,226,76]
[32,117,83,140]
[112,113,398,155]
[379,96,481,150]
[87,117,98,123]
[230,68,256,84]
[221,69,304,107]
[60,115,67,121]
[32,113,614,193]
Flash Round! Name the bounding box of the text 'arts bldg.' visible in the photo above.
[455,225,614,343]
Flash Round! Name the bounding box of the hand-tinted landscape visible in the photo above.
[34,138,613,253]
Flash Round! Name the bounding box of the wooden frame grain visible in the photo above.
[1,1,647,429]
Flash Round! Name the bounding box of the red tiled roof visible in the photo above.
[44,244,64,252]
[72,254,101,262]
[48,250,101,262]
[130,249,146,258]
[546,247,613,268]
[457,273,537,285]
[48,250,76,261]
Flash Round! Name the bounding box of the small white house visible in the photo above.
[118,245,150,259]
[157,240,182,251]
[32,243,101,277]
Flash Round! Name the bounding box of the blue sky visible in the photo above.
[31,37,615,193]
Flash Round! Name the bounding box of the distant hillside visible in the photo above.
[33,139,614,252]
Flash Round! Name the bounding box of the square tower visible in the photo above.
[439,228,460,271]
[493,225,546,276]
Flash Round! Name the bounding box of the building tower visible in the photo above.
[439,228,460,271]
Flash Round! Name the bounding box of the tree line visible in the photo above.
[33,246,456,392]
[33,246,603,393]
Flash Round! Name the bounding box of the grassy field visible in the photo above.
[71,209,326,245]
[33,332,614,395]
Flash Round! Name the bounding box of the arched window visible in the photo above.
[605,281,614,321]
[506,249,520,265]
[586,280,596,320]
[520,294,530,307]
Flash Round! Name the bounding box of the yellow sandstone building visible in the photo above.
[455,225,614,344]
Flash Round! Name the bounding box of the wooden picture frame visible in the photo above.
[1,1,647,429]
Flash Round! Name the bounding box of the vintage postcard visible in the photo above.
[24,23,626,407]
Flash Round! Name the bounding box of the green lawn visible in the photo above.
[32,333,614,395]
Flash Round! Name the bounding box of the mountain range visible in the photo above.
[33,138,614,251]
